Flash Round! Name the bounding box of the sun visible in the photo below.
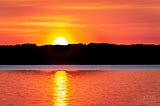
[53,37,68,45]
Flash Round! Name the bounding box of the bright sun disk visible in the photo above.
[54,37,68,45]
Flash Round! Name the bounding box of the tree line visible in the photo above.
[0,43,160,64]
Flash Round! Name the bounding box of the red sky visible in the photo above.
[0,0,160,45]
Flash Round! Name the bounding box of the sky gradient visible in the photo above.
[0,0,160,45]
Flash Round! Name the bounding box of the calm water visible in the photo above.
[0,66,160,106]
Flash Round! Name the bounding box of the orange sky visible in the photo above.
[0,0,160,45]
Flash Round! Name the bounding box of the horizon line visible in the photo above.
[0,42,160,46]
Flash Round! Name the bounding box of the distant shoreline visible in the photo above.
[0,65,160,71]
[0,43,160,65]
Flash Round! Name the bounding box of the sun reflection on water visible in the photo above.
[52,70,69,106]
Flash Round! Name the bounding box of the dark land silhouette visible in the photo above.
[0,43,160,64]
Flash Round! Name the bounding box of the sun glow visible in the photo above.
[54,37,68,45]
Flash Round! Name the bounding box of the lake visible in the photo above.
[0,65,160,106]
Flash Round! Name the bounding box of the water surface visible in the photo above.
[0,66,160,106]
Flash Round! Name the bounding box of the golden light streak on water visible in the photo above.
[52,71,69,106]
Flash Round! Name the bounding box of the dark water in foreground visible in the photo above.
[0,67,160,106]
